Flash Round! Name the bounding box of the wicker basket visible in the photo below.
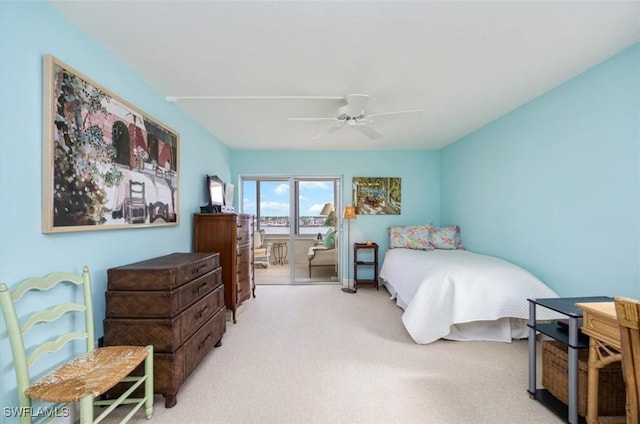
[541,340,626,417]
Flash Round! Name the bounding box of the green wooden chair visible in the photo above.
[0,267,153,424]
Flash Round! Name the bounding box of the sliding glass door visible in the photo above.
[241,176,340,285]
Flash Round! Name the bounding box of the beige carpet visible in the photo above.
[101,285,563,424]
[255,263,338,285]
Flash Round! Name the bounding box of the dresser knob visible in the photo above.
[194,305,209,319]
[191,264,207,275]
[192,283,207,294]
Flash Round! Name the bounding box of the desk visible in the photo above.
[575,302,623,424]
[528,296,612,424]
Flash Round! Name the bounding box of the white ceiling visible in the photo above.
[50,1,639,151]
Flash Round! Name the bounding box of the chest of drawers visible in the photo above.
[193,213,255,323]
[103,252,225,408]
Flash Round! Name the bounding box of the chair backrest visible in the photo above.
[254,229,265,249]
[614,296,640,424]
[0,267,94,411]
[130,181,145,201]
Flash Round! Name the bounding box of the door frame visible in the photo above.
[239,174,343,285]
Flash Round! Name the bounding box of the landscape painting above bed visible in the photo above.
[353,177,401,215]
[380,224,560,344]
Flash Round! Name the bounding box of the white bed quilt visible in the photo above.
[380,249,560,344]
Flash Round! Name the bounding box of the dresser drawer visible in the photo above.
[236,217,252,248]
[236,247,251,281]
[237,278,251,304]
[104,289,222,352]
[106,289,178,319]
[177,267,222,312]
[108,252,220,291]
[183,307,226,377]
[106,267,221,319]
[180,285,224,340]
[104,316,181,353]
[153,348,186,400]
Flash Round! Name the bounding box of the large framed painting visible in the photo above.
[42,55,179,233]
[353,177,401,215]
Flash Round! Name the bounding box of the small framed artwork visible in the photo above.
[353,177,401,215]
[42,55,179,233]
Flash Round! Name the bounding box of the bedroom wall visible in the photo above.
[0,2,230,418]
[440,44,640,298]
[229,150,441,280]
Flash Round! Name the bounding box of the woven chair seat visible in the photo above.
[25,346,148,403]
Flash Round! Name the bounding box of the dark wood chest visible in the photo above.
[193,213,255,322]
[103,252,225,408]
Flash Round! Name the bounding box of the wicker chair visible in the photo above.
[0,267,153,424]
[614,296,640,424]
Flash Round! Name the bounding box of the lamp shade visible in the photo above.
[343,205,357,220]
[320,202,335,215]
[323,210,337,227]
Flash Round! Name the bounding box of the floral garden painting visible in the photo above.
[353,177,401,215]
[42,55,179,233]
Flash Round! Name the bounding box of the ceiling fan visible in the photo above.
[288,94,422,140]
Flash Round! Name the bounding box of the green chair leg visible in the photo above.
[79,396,94,424]
[144,345,154,419]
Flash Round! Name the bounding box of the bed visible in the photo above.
[380,247,561,344]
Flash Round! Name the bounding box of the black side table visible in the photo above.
[527,296,612,424]
[353,242,378,291]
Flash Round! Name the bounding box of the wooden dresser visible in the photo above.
[103,252,225,408]
[193,213,255,323]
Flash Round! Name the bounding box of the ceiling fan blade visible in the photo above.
[310,122,347,140]
[167,95,345,102]
[345,94,370,117]
[353,124,383,139]
[367,109,422,119]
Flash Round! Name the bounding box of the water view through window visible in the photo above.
[242,178,337,235]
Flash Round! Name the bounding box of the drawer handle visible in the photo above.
[198,333,212,350]
[194,305,209,319]
[192,283,208,294]
[191,264,208,275]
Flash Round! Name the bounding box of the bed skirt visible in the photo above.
[382,277,529,343]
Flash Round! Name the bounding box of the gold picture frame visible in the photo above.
[42,55,179,233]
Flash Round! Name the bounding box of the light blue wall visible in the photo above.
[1,1,637,419]
[440,44,640,298]
[230,150,441,278]
[0,2,230,417]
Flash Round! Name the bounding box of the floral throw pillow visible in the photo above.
[429,225,465,250]
[389,224,433,250]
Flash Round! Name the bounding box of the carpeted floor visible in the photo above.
[100,285,564,424]
[255,262,338,285]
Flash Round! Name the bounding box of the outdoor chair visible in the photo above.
[254,229,272,268]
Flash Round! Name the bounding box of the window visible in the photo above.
[241,177,337,236]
